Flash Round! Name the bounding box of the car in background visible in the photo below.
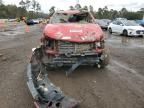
[108,19,144,36]
[135,20,144,27]
[116,18,127,20]
[102,19,111,24]
[95,19,109,30]
[25,19,35,25]
[37,18,43,23]
[33,19,40,24]
[8,19,17,22]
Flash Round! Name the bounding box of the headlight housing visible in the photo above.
[96,42,101,47]
[95,40,104,48]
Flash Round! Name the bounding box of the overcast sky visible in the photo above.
[3,0,144,13]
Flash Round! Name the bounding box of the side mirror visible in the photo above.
[120,24,124,26]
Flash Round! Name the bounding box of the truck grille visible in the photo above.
[58,41,94,54]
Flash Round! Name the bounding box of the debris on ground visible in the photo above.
[1,57,7,61]
[0,53,3,57]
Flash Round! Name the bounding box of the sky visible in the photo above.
[3,0,144,13]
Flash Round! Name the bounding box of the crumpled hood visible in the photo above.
[43,23,104,42]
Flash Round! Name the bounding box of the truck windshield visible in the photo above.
[50,12,93,24]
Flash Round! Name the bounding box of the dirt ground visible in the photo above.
[0,23,144,108]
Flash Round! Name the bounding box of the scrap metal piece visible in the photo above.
[66,58,84,76]
[27,52,79,108]
[27,64,39,100]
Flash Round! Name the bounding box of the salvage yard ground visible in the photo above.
[0,23,144,108]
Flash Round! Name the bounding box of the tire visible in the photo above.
[98,49,110,68]
[123,30,128,36]
[108,28,112,34]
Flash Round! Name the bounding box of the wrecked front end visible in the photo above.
[27,48,79,108]
[26,37,108,108]
[42,23,109,73]
[40,34,108,75]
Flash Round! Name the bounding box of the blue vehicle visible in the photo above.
[135,20,144,27]
[25,19,35,25]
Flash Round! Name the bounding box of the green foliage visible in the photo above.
[78,5,143,20]
[1,2,143,20]
[0,0,45,19]
[95,6,143,20]
[69,6,74,10]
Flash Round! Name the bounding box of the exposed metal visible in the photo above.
[66,57,84,76]
[27,49,79,108]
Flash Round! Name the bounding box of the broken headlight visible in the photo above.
[95,41,104,48]
[96,42,101,47]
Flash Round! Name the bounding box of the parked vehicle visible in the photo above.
[135,20,144,27]
[102,19,111,24]
[25,19,35,25]
[42,10,109,72]
[108,19,144,36]
[33,19,40,24]
[95,19,109,30]
[115,18,127,20]
[27,9,109,108]
[8,19,17,22]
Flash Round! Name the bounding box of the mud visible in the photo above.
[0,24,144,108]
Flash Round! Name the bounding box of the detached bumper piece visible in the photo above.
[66,57,85,76]
[27,64,79,108]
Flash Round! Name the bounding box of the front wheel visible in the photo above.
[98,49,110,68]
[123,30,128,36]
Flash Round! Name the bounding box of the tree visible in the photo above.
[121,8,128,13]
[0,1,47,19]
[0,0,3,5]
[109,9,114,19]
[112,10,119,19]
[97,8,104,18]
[32,0,37,11]
[16,7,27,17]
[83,6,88,10]
[69,6,74,10]
[140,8,144,12]
[7,5,17,18]
[120,8,128,17]
[19,0,26,8]
[89,5,94,16]
[102,6,109,18]
[25,0,31,11]
[75,4,81,9]
[89,5,93,12]
[36,2,41,12]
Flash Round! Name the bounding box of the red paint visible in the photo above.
[34,102,40,108]
[43,23,104,42]
[25,25,29,32]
